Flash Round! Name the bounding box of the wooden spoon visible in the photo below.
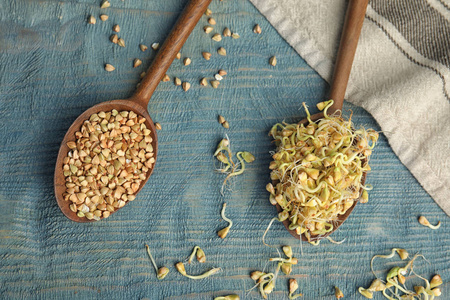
[54,0,212,222]
[276,0,369,240]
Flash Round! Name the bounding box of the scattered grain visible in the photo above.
[335,287,344,299]
[133,59,142,68]
[212,34,222,42]
[182,82,191,91]
[88,15,96,24]
[105,64,115,72]
[223,27,231,37]
[253,24,262,34]
[100,0,110,8]
[211,80,220,88]
[140,44,148,52]
[269,56,277,66]
[151,43,160,50]
[202,52,212,60]
[110,34,118,44]
[204,26,213,34]
[217,47,226,56]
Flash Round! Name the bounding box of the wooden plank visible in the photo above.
[0,0,448,299]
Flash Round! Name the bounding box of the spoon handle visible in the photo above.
[132,0,212,108]
[328,0,369,114]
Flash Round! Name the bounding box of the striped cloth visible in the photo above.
[250,0,450,215]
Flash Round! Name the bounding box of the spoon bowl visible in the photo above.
[54,0,212,222]
[275,112,368,241]
[54,99,157,222]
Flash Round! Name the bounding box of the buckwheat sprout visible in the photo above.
[214,138,232,161]
[268,257,298,264]
[289,279,303,299]
[248,271,276,299]
[358,287,374,299]
[418,216,441,229]
[381,288,398,300]
[196,247,206,263]
[145,244,170,280]
[368,279,386,292]
[370,248,409,278]
[246,272,269,294]
[302,102,313,124]
[187,246,199,264]
[363,252,440,300]
[218,203,233,239]
[157,267,170,280]
[262,217,281,247]
[282,245,293,258]
[430,274,443,289]
[320,100,334,118]
[187,246,206,264]
[214,137,255,195]
[326,236,346,244]
[281,262,293,275]
[145,244,158,270]
[175,262,221,280]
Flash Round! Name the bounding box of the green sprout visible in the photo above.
[175,262,220,280]
[145,244,170,280]
[213,137,255,195]
[418,216,441,229]
[359,249,443,300]
[218,203,233,239]
[187,246,206,264]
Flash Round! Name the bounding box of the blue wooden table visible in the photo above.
[0,0,448,299]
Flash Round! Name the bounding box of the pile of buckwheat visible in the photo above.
[62,110,154,220]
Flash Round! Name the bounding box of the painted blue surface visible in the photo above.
[0,0,448,299]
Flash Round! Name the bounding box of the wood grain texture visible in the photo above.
[0,0,448,299]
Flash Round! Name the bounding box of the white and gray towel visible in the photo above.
[250,0,450,215]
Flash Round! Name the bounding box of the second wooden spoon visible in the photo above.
[277,0,369,241]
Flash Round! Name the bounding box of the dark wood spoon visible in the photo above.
[54,0,212,222]
[276,0,370,240]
